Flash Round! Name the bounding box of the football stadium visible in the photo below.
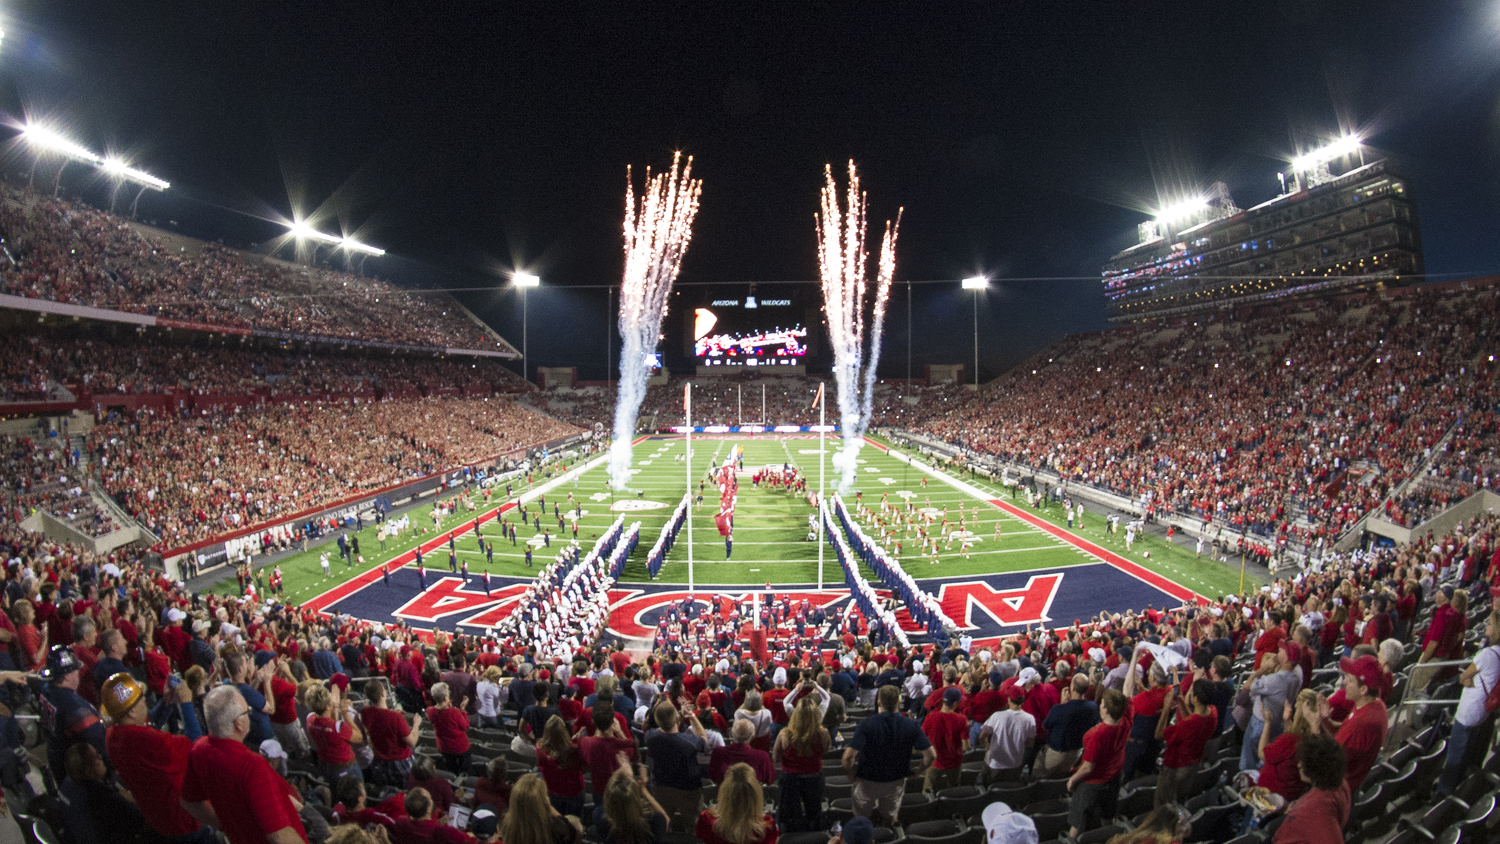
[1,6,1497,844]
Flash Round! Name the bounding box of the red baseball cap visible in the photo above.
[1339,655,1383,692]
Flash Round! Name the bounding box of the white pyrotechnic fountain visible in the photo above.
[816,160,901,494]
[610,152,703,491]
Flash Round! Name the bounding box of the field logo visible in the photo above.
[393,579,529,623]
[610,500,669,512]
[937,573,1064,630]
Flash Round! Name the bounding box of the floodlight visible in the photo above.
[338,237,385,256]
[513,272,541,288]
[21,125,100,163]
[101,157,169,191]
[1154,196,1208,224]
[1292,134,1361,171]
[961,276,988,289]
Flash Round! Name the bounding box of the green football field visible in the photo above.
[215,433,1261,607]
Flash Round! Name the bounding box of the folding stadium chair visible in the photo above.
[1410,739,1449,800]
[935,785,989,821]
[986,781,1033,809]
[1029,776,1072,803]
[1028,808,1072,842]
[904,818,973,844]
[1348,782,1387,832]
[899,792,937,825]
[1185,803,1239,843]
[29,818,58,844]
[1117,784,1157,822]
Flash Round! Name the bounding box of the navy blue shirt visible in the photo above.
[848,712,930,783]
[1041,699,1100,752]
[645,729,706,790]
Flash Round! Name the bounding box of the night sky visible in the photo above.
[3,2,1497,381]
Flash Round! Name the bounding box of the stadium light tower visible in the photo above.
[962,276,988,388]
[513,271,540,384]
[101,156,170,217]
[21,124,100,197]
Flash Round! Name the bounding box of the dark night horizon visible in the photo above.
[2,1,1496,381]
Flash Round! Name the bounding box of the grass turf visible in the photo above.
[213,434,1260,606]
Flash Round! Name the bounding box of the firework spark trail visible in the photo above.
[816,161,900,494]
[610,152,702,491]
[860,213,901,434]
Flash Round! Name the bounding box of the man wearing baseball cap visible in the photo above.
[1326,654,1387,791]
[39,644,108,781]
[983,802,1039,844]
[922,686,971,791]
[102,672,214,843]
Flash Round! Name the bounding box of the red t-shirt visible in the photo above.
[763,688,791,723]
[308,714,355,765]
[362,705,414,761]
[1081,716,1132,784]
[695,811,779,844]
[425,706,470,754]
[106,724,200,836]
[1274,782,1351,844]
[1161,709,1217,768]
[610,652,632,677]
[968,689,1006,725]
[15,626,42,672]
[1258,732,1307,802]
[579,734,636,795]
[269,677,298,725]
[74,644,102,704]
[1335,699,1387,791]
[182,736,306,844]
[537,746,585,797]
[1253,627,1286,670]
[923,710,969,770]
[406,774,456,816]
[1130,685,1172,719]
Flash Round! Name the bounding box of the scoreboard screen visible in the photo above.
[686,291,815,368]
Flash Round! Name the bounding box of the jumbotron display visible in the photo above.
[687,292,814,367]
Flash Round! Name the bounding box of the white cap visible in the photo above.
[912,660,924,673]
[1088,648,1106,664]
[259,739,288,760]
[1017,667,1040,685]
[773,667,787,685]
[717,658,733,673]
[167,608,186,622]
[983,802,1038,844]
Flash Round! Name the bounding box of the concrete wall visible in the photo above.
[1366,489,1500,547]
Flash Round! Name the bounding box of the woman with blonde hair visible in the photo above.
[772,698,830,832]
[597,754,668,844]
[694,763,777,844]
[500,773,583,844]
[1256,688,1321,803]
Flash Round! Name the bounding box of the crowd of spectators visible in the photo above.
[0,181,500,350]
[0,331,526,400]
[87,397,581,548]
[0,434,119,537]
[5,472,1493,844]
[902,285,1500,557]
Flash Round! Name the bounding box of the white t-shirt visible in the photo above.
[1455,645,1500,727]
[981,709,1036,770]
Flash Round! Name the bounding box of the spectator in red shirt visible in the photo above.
[536,713,586,817]
[714,719,775,785]
[1067,689,1131,838]
[71,615,102,706]
[332,777,402,831]
[306,682,364,782]
[1325,655,1388,791]
[1253,611,1287,671]
[406,755,462,818]
[1273,733,1350,844]
[181,685,308,844]
[269,656,310,759]
[695,763,779,844]
[579,704,638,799]
[1417,587,1467,689]
[1121,652,1172,781]
[361,679,422,787]
[392,786,477,844]
[9,600,47,672]
[426,681,472,776]
[922,687,970,792]
[1153,679,1217,806]
[1257,690,1321,804]
[101,672,211,842]
[772,698,831,832]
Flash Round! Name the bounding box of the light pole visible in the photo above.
[962,276,988,388]
[513,272,540,385]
